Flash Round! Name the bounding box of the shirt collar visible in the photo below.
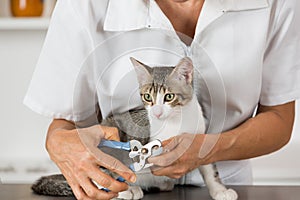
[103,0,149,31]
[222,0,269,12]
[103,0,269,32]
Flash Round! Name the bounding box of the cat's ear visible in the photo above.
[130,57,152,86]
[170,57,193,84]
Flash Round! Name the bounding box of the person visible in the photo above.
[24,0,300,199]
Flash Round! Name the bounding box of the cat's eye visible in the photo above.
[164,93,175,102]
[143,93,152,102]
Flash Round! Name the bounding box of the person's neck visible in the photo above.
[155,0,204,42]
[157,0,203,8]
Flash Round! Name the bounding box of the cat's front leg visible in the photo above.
[199,164,238,200]
[134,169,175,192]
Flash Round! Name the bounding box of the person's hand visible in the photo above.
[148,133,219,179]
[46,123,136,200]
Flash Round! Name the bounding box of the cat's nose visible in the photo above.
[152,105,163,119]
[155,113,162,119]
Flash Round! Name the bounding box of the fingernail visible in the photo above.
[130,175,136,183]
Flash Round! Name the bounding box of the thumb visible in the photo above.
[161,137,174,147]
[99,125,120,141]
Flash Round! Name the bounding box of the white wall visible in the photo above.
[0,28,58,183]
[0,29,50,160]
[0,13,299,184]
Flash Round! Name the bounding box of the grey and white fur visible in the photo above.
[32,57,238,200]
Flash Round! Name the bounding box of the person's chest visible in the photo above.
[91,0,271,122]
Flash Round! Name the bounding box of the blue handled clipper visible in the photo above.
[96,139,162,192]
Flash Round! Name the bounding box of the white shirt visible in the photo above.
[24,0,300,185]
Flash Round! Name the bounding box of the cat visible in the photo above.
[31,57,238,200]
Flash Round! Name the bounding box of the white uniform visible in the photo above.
[24,0,300,185]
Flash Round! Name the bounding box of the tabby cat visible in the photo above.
[32,57,238,200]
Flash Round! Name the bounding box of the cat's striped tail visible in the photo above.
[31,174,74,196]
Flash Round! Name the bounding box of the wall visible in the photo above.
[0,5,299,184]
[0,26,58,183]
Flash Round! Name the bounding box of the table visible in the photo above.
[0,184,299,200]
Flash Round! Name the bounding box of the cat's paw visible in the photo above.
[115,186,144,200]
[213,188,238,200]
[157,180,175,191]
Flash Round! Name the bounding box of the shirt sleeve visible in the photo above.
[23,0,97,122]
[260,0,300,106]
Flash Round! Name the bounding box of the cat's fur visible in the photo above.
[32,57,237,200]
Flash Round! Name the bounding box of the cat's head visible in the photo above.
[130,57,194,120]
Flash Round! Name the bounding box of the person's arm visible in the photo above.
[210,101,294,162]
[46,119,136,200]
[149,101,295,178]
